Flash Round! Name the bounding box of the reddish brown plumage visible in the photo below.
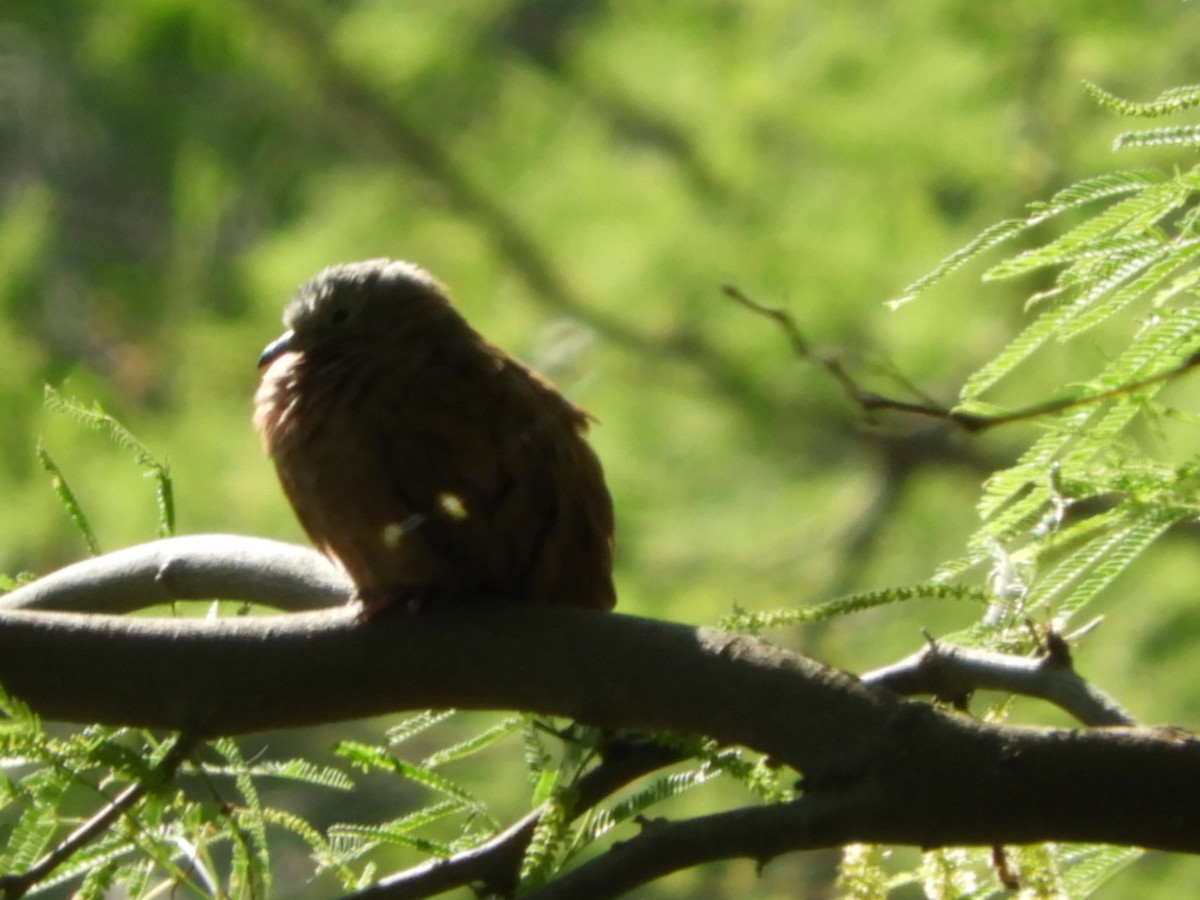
[253,259,615,612]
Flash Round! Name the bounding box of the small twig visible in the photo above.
[722,284,1200,432]
[862,639,1135,727]
[722,284,933,415]
[0,732,199,899]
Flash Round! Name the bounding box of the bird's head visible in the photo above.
[258,259,458,369]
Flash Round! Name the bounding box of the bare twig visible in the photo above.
[722,284,1200,432]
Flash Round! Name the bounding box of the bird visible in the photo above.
[253,258,616,615]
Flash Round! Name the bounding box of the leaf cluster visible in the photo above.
[0,688,357,898]
[732,82,1200,897]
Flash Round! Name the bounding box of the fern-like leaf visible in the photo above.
[34,440,101,555]
[1033,506,1181,621]
[721,583,988,634]
[959,299,1081,400]
[1057,844,1143,896]
[985,180,1185,281]
[421,715,522,769]
[249,759,355,791]
[329,820,454,858]
[1061,239,1200,337]
[384,709,456,745]
[42,386,175,537]
[585,767,719,845]
[1083,80,1200,117]
[1114,125,1200,151]
[214,737,273,898]
[888,218,1028,308]
[519,784,574,888]
[1026,169,1169,223]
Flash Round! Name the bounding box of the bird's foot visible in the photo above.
[355,586,440,620]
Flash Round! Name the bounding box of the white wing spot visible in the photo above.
[437,492,469,520]
[381,513,427,549]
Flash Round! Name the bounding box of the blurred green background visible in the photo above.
[4,2,1200,896]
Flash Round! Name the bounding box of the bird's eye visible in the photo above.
[330,307,350,326]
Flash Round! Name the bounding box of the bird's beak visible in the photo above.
[258,330,295,369]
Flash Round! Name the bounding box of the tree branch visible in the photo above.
[862,637,1136,726]
[0,534,350,613]
[2,537,1199,866]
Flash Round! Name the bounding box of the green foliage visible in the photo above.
[322,713,521,870]
[518,722,665,888]
[660,77,1200,897]
[0,684,378,896]
[819,82,1200,897]
[1084,82,1200,150]
[34,440,100,556]
[42,386,176,541]
[335,741,494,823]
[722,583,991,636]
[517,723,796,890]
[866,78,1200,659]
[836,843,897,898]
[837,843,1143,900]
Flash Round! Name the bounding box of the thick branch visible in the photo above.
[524,720,1196,899]
[2,538,1199,858]
[0,535,350,613]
